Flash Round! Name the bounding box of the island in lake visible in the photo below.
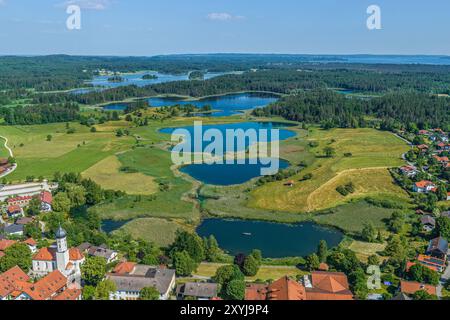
[142,74,158,80]
[107,75,125,83]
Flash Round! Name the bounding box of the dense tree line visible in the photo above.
[0,102,79,125]
[254,89,450,129]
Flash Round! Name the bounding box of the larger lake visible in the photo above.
[197,219,343,258]
[148,92,279,117]
[159,121,296,153]
[181,159,290,186]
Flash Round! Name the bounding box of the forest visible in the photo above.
[253,89,450,129]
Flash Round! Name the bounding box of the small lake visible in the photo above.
[101,220,130,234]
[148,92,279,117]
[181,159,290,186]
[196,219,343,258]
[90,71,241,89]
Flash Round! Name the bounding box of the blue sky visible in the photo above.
[0,0,449,56]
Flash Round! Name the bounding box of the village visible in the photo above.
[0,122,449,301]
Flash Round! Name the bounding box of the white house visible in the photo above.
[413,181,436,193]
[107,262,176,300]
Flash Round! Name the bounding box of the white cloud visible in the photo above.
[60,0,112,10]
[207,12,245,22]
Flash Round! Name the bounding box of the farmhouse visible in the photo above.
[107,262,176,300]
[413,180,436,193]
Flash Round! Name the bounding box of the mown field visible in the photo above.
[194,263,307,282]
[113,217,186,247]
[248,128,409,213]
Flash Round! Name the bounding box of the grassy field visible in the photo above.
[248,128,409,213]
[82,155,158,195]
[0,122,134,181]
[346,240,387,263]
[114,217,185,247]
[195,263,306,281]
[312,200,400,234]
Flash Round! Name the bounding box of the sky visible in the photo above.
[0,0,449,56]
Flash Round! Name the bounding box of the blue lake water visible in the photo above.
[159,121,296,153]
[181,159,290,186]
[148,92,279,117]
[196,219,343,258]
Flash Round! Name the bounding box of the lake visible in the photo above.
[148,92,278,117]
[181,158,290,186]
[196,219,343,258]
[159,121,297,153]
[90,71,241,89]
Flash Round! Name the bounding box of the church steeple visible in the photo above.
[55,225,69,272]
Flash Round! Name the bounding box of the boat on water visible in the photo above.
[242,232,252,236]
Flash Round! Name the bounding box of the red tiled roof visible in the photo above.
[23,238,37,246]
[7,195,33,203]
[113,261,136,275]
[245,283,268,300]
[0,239,17,251]
[40,191,53,204]
[69,248,84,261]
[7,205,22,214]
[415,180,435,188]
[267,276,306,300]
[52,288,81,301]
[33,247,56,261]
[306,272,354,300]
[0,266,31,298]
[400,281,436,296]
[22,270,67,300]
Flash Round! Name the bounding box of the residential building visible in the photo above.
[400,165,418,177]
[77,242,118,264]
[426,236,449,260]
[2,224,24,237]
[176,282,218,300]
[413,180,437,193]
[107,262,176,300]
[420,215,436,232]
[400,280,437,297]
[6,205,23,218]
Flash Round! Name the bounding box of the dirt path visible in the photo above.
[0,135,17,178]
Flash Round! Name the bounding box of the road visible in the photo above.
[0,135,17,178]
[437,261,450,299]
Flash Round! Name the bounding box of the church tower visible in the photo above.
[55,225,70,273]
